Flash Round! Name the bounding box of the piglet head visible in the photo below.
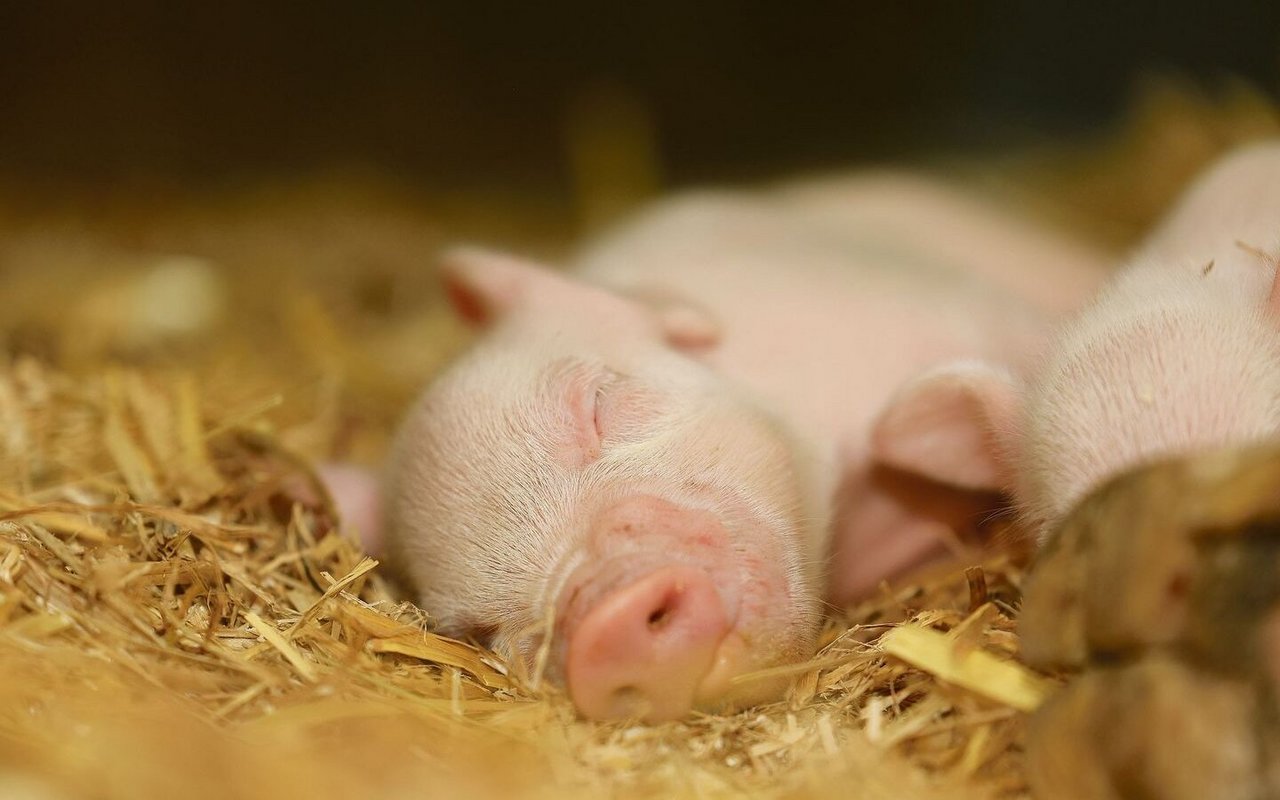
[387,248,828,721]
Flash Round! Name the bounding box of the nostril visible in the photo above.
[646,587,683,630]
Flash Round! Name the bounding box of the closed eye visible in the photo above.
[580,372,618,447]
[592,384,607,439]
[545,359,649,467]
[587,369,625,443]
[552,362,611,467]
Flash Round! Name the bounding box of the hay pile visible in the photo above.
[0,83,1276,800]
[0,360,1041,799]
[0,358,1039,798]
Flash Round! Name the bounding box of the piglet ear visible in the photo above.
[440,245,723,348]
[659,303,721,351]
[623,287,722,351]
[439,246,558,327]
[870,361,1021,492]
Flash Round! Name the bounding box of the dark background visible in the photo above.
[0,2,1277,193]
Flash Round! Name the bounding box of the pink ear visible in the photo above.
[622,287,722,351]
[870,361,1021,492]
[658,303,720,350]
[439,246,560,327]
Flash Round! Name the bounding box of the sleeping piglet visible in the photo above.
[871,142,1280,539]
[336,173,1109,721]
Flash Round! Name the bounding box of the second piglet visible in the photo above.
[365,173,1108,722]
[872,143,1280,540]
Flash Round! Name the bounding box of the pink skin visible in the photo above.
[325,173,1109,720]
[562,562,733,720]
[869,142,1280,539]
[316,463,384,555]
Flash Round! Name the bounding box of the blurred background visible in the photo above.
[0,1,1276,460]
[1,2,1277,194]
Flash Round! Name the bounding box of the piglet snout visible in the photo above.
[564,564,731,721]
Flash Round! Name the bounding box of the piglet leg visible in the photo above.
[316,463,385,556]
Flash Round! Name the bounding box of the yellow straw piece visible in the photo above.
[21,511,110,542]
[879,624,1055,713]
[243,609,318,683]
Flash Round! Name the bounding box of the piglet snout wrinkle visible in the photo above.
[564,564,732,721]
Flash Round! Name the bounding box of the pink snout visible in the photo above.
[564,564,731,721]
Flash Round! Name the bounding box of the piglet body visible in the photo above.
[376,172,1108,721]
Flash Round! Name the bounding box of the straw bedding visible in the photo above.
[0,84,1275,800]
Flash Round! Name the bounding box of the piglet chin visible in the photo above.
[692,632,792,712]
